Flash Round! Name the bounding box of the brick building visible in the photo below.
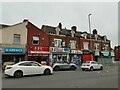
[1,20,112,65]
[26,20,49,65]
[114,45,120,61]
[1,20,50,65]
[42,23,112,65]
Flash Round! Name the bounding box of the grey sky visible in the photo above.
[1,2,118,48]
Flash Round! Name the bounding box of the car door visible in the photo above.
[91,62,97,69]
[62,63,69,69]
[18,62,33,75]
[92,62,100,69]
[94,62,100,69]
[31,62,44,74]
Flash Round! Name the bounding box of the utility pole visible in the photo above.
[88,13,93,60]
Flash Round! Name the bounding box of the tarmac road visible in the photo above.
[2,65,118,88]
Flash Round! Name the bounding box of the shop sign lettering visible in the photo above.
[4,48,23,53]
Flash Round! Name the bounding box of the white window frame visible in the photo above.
[54,38,62,47]
[94,43,99,50]
[70,40,76,49]
[13,34,21,44]
[71,30,75,37]
[105,44,108,50]
[83,42,89,50]
[32,36,39,45]
[95,34,98,40]
[55,27,60,35]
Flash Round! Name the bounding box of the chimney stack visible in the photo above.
[93,29,97,35]
[23,19,28,22]
[71,26,77,33]
[58,22,62,30]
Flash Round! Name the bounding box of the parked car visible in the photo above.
[4,61,53,78]
[52,61,77,71]
[81,61,103,71]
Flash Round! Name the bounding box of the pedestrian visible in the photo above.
[46,58,49,65]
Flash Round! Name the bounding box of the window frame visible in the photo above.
[13,34,21,44]
[70,40,76,49]
[83,42,89,50]
[32,35,39,45]
[54,38,62,47]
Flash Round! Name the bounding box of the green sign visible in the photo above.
[102,51,109,56]
[95,51,100,56]
[110,51,115,56]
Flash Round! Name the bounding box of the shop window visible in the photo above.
[13,34,21,44]
[32,36,39,45]
[83,42,89,50]
[54,38,62,47]
[70,40,76,49]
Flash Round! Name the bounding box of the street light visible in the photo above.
[88,13,93,60]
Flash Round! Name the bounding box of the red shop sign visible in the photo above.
[28,46,49,52]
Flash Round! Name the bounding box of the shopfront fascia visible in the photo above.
[28,46,50,65]
[28,46,50,57]
[101,51,110,57]
[49,47,70,63]
[2,47,25,62]
[94,50,100,56]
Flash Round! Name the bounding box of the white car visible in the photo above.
[81,61,103,71]
[4,61,53,78]
[52,61,77,71]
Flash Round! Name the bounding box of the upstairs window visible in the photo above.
[104,36,107,41]
[94,43,99,50]
[55,27,60,35]
[94,34,98,40]
[13,34,21,44]
[104,44,108,50]
[32,36,39,45]
[70,40,76,49]
[71,30,75,37]
[62,40,66,47]
[54,38,62,47]
[83,42,89,50]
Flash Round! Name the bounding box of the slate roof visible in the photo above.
[41,25,110,41]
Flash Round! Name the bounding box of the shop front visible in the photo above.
[101,51,111,64]
[2,47,25,63]
[28,46,50,65]
[82,50,94,63]
[94,50,100,62]
[69,50,82,66]
[49,47,70,65]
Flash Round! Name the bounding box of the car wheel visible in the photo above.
[14,71,23,78]
[44,69,50,75]
[70,66,76,71]
[54,66,60,71]
[100,66,103,70]
[90,67,94,71]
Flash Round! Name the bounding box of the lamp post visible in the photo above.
[88,13,93,60]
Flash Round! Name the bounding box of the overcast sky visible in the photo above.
[1,1,118,48]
